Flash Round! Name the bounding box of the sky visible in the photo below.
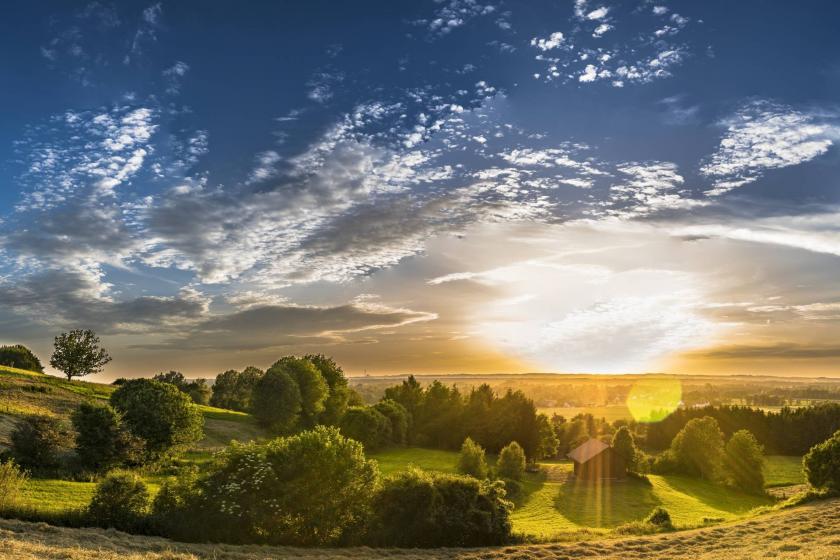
[2,0,840,380]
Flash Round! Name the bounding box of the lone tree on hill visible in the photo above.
[50,329,112,380]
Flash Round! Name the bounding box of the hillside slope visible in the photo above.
[1,498,838,559]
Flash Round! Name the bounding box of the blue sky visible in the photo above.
[3,0,840,378]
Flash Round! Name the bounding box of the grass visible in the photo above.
[764,455,805,487]
[370,447,462,476]
[1,497,839,559]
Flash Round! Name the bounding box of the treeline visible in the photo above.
[646,404,840,455]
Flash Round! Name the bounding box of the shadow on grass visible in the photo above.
[554,477,661,528]
[656,475,772,514]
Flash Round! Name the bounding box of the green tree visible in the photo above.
[339,406,392,450]
[724,429,765,494]
[184,379,211,405]
[804,429,840,492]
[267,357,327,428]
[612,426,639,471]
[50,329,112,380]
[305,354,350,425]
[251,367,302,432]
[670,416,725,480]
[457,437,489,479]
[71,401,139,472]
[201,426,379,545]
[0,344,43,373]
[210,367,264,411]
[497,441,526,480]
[10,415,73,471]
[152,370,187,388]
[369,469,512,547]
[536,413,559,460]
[111,379,204,461]
[87,471,150,531]
[373,399,409,445]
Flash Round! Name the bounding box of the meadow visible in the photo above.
[0,366,822,544]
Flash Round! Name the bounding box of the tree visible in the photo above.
[200,426,379,545]
[10,415,72,471]
[250,367,302,432]
[724,430,765,494]
[497,441,526,480]
[50,329,111,380]
[373,399,409,445]
[72,401,139,472]
[210,367,263,411]
[152,370,187,388]
[670,416,725,480]
[457,437,489,479]
[0,344,43,373]
[369,469,512,547]
[305,354,350,425]
[612,426,639,472]
[111,379,204,461]
[536,413,559,460]
[184,379,211,405]
[804,429,840,492]
[266,357,327,428]
[339,406,392,451]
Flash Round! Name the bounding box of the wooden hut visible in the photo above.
[567,438,627,480]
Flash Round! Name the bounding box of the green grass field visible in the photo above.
[764,455,805,487]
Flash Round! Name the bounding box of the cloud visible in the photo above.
[141,300,437,350]
[600,162,706,219]
[421,0,497,37]
[686,343,840,360]
[530,32,565,51]
[701,101,838,195]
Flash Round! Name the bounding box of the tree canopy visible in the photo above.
[50,329,111,380]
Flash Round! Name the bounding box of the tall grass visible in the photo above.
[0,459,29,511]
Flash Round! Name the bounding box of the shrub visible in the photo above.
[72,402,139,472]
[804,429,840,492]
[669,416,725,480]
[0,459,29,512]
[373,399,409,445]
[10,415,73,471]
[250,366,302,432]
[87,471,150,531]
[0,344,43,372]
[500,478,523,500]
[724,429,765,494]
[151,466,203,538]
[110,379,204,462]
[651,449,679,474]
[646,506,673,528]
[339,406,392,451]
[457,437,489,479]
[198,426,379,546]
[497,441,526,480]
[369,469,512,547]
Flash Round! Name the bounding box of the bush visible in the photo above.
[72,402,139,472]
[500,478,523,500]
[646,506,673,528]
[87,471,150,531]
[0,344,43,372]
[458,437,489,479]
[111,379,204,462]
[10,415,73,471]
[724,429,765,494]
[497,441,526,481]
[339,406,392,451]
[369,469,512,547]
[250,366,302,432]
[184,379,211,405]
[373,399,409,445]
[651,449,679,474]
[804,429,840,492]
[0,459,29,512]
[151,465,203,538]
[193,426,378,546]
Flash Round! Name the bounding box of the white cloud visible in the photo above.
[586,7,609,20]
[530,32,565,51]
[701,101,837,195]
[592,23,613,37]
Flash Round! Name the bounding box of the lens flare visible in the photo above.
[626,377,682,423]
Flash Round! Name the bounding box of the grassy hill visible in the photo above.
[2,497,838,559]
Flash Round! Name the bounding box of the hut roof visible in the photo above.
[567,438,610,464]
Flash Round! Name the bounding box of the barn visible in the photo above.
[567,438,627,480]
